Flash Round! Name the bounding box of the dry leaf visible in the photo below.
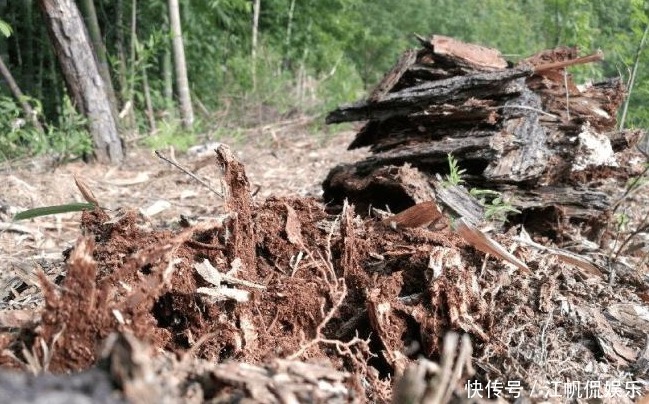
[455,218,530,273]
[74,175,100,207]
[285,204,304,245]
[382,201,442,229]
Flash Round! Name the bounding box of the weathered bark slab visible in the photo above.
[355,135,495,172]
[501,186,611,219]
[483,86,549,183]
[417,34,508,71]
[369,49,417,102]
[349,99,499,151]
[326,67,533,124]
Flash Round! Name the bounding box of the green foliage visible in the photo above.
[5,0,649,160]
[0,96,48,160]
[50,97,93,157]
[0,95,91,162]
[143,119,197,152]
[0,19,12,37]
[13,203,96,221]
[470,188,521,222]
[441,154,520,223]
[442,154,467,187]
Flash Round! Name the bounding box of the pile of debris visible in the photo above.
[324,35,644,240]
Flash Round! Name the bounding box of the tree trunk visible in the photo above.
[20,1,35,94]
[77,0,119,114]
[0,54,44,132]
[162,39,174,113]
[128,0,138,136]
[37,0,123,163]
[168,0,193,129]
[251,0,260,90]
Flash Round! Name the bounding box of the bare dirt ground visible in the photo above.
[0,126,648,403]
[0,128,366,272]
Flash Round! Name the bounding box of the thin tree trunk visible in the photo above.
[0,54,44,132]
[251,0,260,90]
[20,1,34,94]
[137,45,156,133]
[168,0,193,129]
[162,38,174,113]
[128,0,138,135]
[38,0,123,163]
[78,0,119,113]
[115,0,133,128]
[285,0,295,56]
[620,22,649,130]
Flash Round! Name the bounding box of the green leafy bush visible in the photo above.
[0,95,91,161]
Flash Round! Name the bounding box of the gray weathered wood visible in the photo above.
[326,67,533,124]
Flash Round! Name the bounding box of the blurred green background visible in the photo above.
[0,0,647,160]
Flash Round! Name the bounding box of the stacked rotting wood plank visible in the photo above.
[323,35,644,240]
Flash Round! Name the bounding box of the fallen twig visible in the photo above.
[154,150,223,198]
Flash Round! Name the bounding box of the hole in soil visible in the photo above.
[510,207,561,240]
[400,314,423,359]
[400,265,427,297]
[152,292,190,332]
[140,263,152,275]
[279,320,294,333]
[219,344,235,362]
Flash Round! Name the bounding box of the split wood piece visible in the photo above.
[499,185,611,220]
[520,46,579,66]
[354,135,495,172]
[209,359,352,402]
[431,181,485,228]
[483,87,549,183]
[609,129,644,152]
[216,145,255,271]
[340,201,360,276]
[349,99,499,151]
[368,49,417,102]
[532,50,604,73]
[415,34,508,71]
[529,77,625,132]
[325,66,533,124]
[515,228,603,278]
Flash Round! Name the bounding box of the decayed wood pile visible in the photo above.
[323,35,644,239]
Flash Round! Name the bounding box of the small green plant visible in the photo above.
[470,188,521,222]
[443,153,466,187]
[440,154,519,223]
[50,96,92,158]
[614,211,630,232]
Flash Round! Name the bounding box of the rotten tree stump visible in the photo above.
[323,34,644,241]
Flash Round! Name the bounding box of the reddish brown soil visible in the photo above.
[0,129,647,402]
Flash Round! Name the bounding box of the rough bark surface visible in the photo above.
[38,0,123,163]
[323,35,643,240]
